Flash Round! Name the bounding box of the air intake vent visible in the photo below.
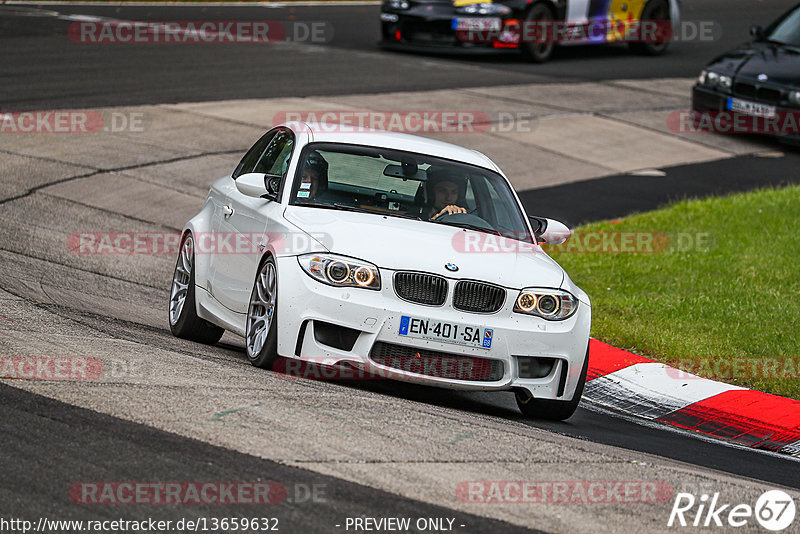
[370,342,504,382]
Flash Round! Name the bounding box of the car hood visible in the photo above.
[283,206,565,290]
[706,42,800,86]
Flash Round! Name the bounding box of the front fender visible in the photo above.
[182,196,216,291]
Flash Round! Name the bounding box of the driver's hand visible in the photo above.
[432,205,467,220]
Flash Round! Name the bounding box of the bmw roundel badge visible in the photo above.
[445,263,459,272]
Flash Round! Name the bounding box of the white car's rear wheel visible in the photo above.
[246,256,280,369]
[168,233,224,344]
[515,343,589,421]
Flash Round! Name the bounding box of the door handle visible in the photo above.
[222,205,234,218]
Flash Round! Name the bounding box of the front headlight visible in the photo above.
[699,70,732,91]
[698,70,707,84]
[456,3,511,15]
[386,0,409,9]
[789,91,800,106]
[298,253,381,290]
[514,288,578,320]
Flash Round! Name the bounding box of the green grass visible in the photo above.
[546,185,800,399]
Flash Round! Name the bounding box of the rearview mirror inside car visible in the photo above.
[383,164,426,181]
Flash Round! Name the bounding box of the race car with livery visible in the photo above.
[379,0,679,62]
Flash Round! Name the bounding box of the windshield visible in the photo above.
[289,142,533,243]
[765,5,800,46]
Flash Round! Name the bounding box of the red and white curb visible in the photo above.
[583,339,800,457]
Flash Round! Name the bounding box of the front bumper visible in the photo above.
[692,84,800,142]
[691,85,728,113]
[380,10,521,51]
[275,256,591,400]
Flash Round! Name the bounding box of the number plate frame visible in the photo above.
[398,315,493,349]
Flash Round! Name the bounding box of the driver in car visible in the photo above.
[424,168,468,220]
[297,151,329,201]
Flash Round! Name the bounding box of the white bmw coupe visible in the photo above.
[169,122,591,420]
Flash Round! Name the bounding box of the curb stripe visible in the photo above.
[654,390,800,456]
[584,362,742,419]
[586,339,652,381]
[586,339,800,458]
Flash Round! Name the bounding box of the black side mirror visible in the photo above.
[750,25,765,41]
[266,175,281,195]
[262,174,281,201]
[528,216,548,238]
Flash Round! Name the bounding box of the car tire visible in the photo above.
[246,256,280,369]
[520,3,556,63]
[515,343,589,421]
[629,0,671,55]
[169,233,225,344]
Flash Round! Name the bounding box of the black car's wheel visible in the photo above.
[246,256,280,369]
[520,3,556,63]
[168,233,225,344]
[515,344,589,421]
[629,0,672,55]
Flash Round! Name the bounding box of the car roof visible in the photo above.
[283,121,503,175]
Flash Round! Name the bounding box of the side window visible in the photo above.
[253,131,295,177]
[232,131,276,179]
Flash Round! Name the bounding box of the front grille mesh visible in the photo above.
[370,342,504,382]
[453,281,506,313]
[733,83,783,105]
[394,272,448,306]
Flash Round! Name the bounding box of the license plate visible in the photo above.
[727,97,776,118]
[452,17,501,32]
[398,315,493,349]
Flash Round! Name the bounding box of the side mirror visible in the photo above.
[529,216,571,245]
[235,173,280,200]
[750,25,765,41]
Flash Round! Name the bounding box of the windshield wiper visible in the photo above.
[390,212,423,221]
[294,202,365,213]
[295,202,426,221]
[435,220,502,236]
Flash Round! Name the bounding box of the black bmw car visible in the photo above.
[692,3,800,140]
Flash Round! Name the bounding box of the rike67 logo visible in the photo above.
[668,490,796,531]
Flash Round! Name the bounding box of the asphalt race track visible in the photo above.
[2,1,800,532]
[0,0,793,109]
